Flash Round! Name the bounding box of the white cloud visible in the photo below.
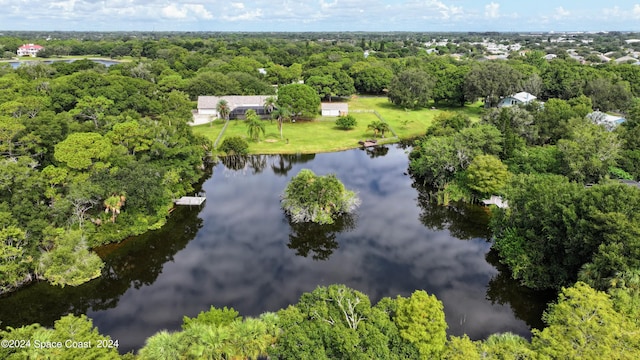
[485,2,500,19]
[231,2,245,10]
[554,6,570,19]
[161,3,212,20]
[184,4,213,20]
[320,0,338,10]
[634,4,640,18]
[161,4,188,19]
[428,0,463,20]
[221,9,264,22]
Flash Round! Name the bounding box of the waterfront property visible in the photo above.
[196,95,274,124]
[17,43,44,57]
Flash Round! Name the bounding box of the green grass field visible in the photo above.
[193,96,485,155]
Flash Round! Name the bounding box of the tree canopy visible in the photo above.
[281,169,360,224]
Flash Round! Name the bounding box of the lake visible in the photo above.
[0,145,553,354]
[5,59,120,68]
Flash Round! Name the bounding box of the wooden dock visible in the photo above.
[358,139,378,148]
[174,196,206,206]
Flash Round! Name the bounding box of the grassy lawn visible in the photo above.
[193,96,485,155]
[193,112,393,154]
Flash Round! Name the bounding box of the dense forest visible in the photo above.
[1,31,640,358]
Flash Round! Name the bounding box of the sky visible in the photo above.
[1,0,640,32]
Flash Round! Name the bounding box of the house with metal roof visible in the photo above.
[497,92,537,108]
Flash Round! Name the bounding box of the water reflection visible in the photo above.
[0,207,202,328]
[0,146,552,354]
[286,213,357,260]
[414,183,492,240]
[363,144,390,158]
[271,154,315,177]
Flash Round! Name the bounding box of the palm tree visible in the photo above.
[367,120,381,138]
[367,120,391,138]
[263,96,276,119]
[377,121,390,137]
[216,99,230,122]
[245,109,265,142]
[103,194,126,223]
[271,106,291,139]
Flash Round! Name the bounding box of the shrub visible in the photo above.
[219,136,249,155]
[335,114,357,130]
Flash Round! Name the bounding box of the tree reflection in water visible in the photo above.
[362,145,389,159]
[0,206,203,329]
[286,213,357,260]
[413,182,492,240]
[485,249,557,333]
[271,153,316,177]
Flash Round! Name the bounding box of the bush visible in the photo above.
[335,114,357,130]
[219,136,249,155]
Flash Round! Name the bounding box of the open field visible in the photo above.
[193,96,485,154]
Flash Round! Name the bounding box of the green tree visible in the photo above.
[558,118,621,183]
[0,225,31,293]
[271,106,292,139]
[465,155,510,197]
[54,132,112,170]
[351,65,393,94]
[245,109,265,142]
[39,229,104,287]
[387,69,435,109]
[281,169,360,225]
[276,84,320,120]
[532,282,640,359]
[263,96,276,115]
[0,116,26,157]
[219,136,249,155]
[335,114,357,130]
[69,95,114,129]
[395,290,447,359]
[463,62,523,107]
[480,332,536,359]
[425,111,471,137]
[367,120,390,138]
[216,99,230,121]
[103,194,126,223]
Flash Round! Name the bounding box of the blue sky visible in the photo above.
[1,1,639,32]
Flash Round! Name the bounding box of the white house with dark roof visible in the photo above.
[195,95,275,125]
[321,102,348,117]
[498,92,537,108]
[17,44,44,57]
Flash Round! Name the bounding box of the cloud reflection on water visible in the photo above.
[88,145,531,352]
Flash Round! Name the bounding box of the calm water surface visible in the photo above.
[5,59,120,68]
[0,146,553,354]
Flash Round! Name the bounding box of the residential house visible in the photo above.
[321,103,348,117]
[17,44,44,57]
[498,92,537,108]
[587,111,625,131]
[195,95,273,125]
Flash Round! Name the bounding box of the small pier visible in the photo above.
[174,196,206,206]
[358,139,378,148]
